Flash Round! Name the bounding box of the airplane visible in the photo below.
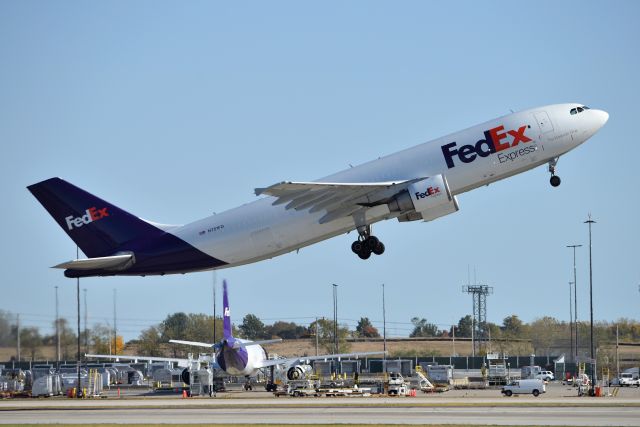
[169,280,385,383]
[28,103,608,277]
[88,280,386,387]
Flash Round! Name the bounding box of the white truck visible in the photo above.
[619,373,640,387]
[501,379,545,397]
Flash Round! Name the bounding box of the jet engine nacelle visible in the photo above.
[287,364,313,380]
[181,368,191,385]
[388,174,459,222]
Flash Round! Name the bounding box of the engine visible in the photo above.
[287,364,313,380]
[388,174,459,222]
[181,368,191,385]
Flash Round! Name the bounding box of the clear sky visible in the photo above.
[1,1,639,341]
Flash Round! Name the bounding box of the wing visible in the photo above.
[85,353,196,367]
[255,180,419,224]
[52,254,134,270]
[254,350,387,369]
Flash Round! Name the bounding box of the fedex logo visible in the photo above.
[441,125,532,169]
[65,207,109,230]
[415,186,441,199]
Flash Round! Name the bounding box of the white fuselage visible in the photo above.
[170,103,608,268]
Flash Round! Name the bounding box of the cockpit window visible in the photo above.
[570,105,589,115]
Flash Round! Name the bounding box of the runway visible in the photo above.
[2,404,640,425]
[3,385,640,426]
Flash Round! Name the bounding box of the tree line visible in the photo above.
[3,308,640,360]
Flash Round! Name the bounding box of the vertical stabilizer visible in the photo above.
[223,280,232,340]
[27,177,164,258]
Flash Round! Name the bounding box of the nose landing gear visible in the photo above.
[548,157,561,187]
[351,225,385,260]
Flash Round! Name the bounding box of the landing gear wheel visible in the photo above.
[372,241,385,255]
[365,236,379,250]
[351,223,385,259]
[550,175,561,187]
[357,248,372,260]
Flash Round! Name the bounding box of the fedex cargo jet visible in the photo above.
[28,103,608,278]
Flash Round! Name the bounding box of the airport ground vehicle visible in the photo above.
[535,371,555,381]
[501,379,545,397]
[619,373,640,387]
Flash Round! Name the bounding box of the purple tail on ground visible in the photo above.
[223,280,232,340]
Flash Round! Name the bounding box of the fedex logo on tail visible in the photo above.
[65,207,109,230]
[441,125,532,169]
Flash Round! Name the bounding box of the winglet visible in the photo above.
[223,280,232,340]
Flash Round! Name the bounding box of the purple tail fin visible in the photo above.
[27,177,164,258]
[222,280,232,340]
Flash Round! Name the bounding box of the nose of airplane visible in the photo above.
[592,109,609,130]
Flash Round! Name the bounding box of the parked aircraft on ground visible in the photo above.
[28,103,608,277]
[170,280,384,382]
[88,280,385,387]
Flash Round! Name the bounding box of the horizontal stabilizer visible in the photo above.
[52,253,134,271]
[169,339,214,348]
[232,338,282,349]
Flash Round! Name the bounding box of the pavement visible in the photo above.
[1,383,640,425]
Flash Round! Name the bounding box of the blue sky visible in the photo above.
[1,1,639,341]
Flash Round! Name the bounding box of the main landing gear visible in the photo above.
[351,225,385,260]
[548,157,561,187]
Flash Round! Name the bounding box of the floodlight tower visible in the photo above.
[463,284,494,356]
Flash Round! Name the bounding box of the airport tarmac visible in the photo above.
[2,383,640,425]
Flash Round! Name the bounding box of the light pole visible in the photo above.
[55,286,60,364]
[212,271,217,344]
[567,244,581,362]
[83,288,88,355]
[332,284,338,355]
[568,281,574,363]
[113,289,117,355]
[382,283,387,370]
[584,215,596,385]
[76,246,81,398]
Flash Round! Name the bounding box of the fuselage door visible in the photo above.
[534,111,554,134]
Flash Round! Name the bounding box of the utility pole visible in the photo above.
[332,284,338,355]
[113,289,117,355]
[567,244,582,362]
[16,313,20,362]
[83,288,88,354]
[382,284,387,370]
[213,271,217,344]
[584,215,596,385]
[452,323,456,356]
[76,245,81,398]
[569,281,574,363]
[616,324,620,379]
[55,286,60,364]
[314,317,319,356]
